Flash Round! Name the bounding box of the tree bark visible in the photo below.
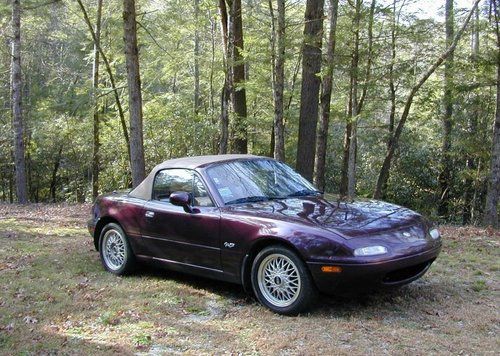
[123,0,146,187]
[314,0,339,191]
[373,0,480,199]
[92,0,103,200]
[437,0,455,218]
[218,0,230,154]
[296,0,324,182]
[483,0,500,228]
[229,0,248,154]
[269,0,286,162]
[10,0,28,203]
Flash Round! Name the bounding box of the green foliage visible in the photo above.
[0,0,496,224]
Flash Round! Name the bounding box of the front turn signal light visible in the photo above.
[321,265,342,273]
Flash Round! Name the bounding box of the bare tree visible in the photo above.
[373,0,481,199]
[484,0,500,228]
[92,0,103,199]
[123,0,145,187]
[10,0,28,203]
[296,0,324,182]
[314,0,339,191]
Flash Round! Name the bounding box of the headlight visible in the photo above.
[429,228,440,240]
[354,245,388,257]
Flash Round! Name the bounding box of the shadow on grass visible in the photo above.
[132,263,250,302]
[122,260,452,318]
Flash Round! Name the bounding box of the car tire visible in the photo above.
[99,223,135,275]
[251,245,316,315]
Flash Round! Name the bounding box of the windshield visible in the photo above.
[206,159,320,205]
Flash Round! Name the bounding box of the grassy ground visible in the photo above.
[0,203,498,355]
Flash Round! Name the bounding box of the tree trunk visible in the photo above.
[314,0,339,191]
[209,15,218,153]
[49,145,63,203]
[437,0,454,219]
[340,0,375,196]
[483,0,500,228]
[229,0,248,154]
[194,0,201,115]
[218,0,230,154]
[357,0,376,113]
[296,0,324,182]
[388,0,396,151]
[123,0,146,187]
[373,0,480,199]
[286,52,302,113]
[347,0,361,198]
[76,0,131,167]
[10,0,28,203]
[92,0,103,200]
[339,115,351,196]
[269,0,286,162]
[376,0,397,199]
[463,4,480,224]
[9,169,13,203]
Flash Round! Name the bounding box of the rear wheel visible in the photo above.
[251,245,316,315]
[99,223,135,275]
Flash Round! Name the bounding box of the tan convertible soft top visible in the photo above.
[128,154,259,200]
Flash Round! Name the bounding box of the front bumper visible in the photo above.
[307,244,441,294]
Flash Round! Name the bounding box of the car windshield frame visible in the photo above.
[205,158,321,206]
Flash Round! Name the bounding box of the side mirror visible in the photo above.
[169,191,193,213]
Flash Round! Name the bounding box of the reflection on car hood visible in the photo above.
[223,194,426,238]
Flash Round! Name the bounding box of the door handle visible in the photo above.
[145,211,155,218]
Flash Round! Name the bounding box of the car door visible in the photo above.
[139,168,222,271]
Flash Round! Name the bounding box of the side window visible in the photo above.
[193,176,214,207]
[152,169,214,207]
[153,169,193,202]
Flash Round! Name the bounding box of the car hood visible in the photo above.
[222,194,427,238]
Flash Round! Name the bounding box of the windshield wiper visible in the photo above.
[287,189,322,198]
[225,196,269,205]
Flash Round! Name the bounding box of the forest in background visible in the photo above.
[0,0,498,227]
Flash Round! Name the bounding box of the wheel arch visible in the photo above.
[93,216,121,251]
[240,237,308,295]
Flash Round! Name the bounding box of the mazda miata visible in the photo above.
[88,154,441,314]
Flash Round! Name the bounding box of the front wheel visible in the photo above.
[251,245,316,315]
[99,223,135,275]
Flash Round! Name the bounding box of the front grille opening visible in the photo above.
[383,259,434,284]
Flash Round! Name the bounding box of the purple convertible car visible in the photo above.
[88,154,441,314]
